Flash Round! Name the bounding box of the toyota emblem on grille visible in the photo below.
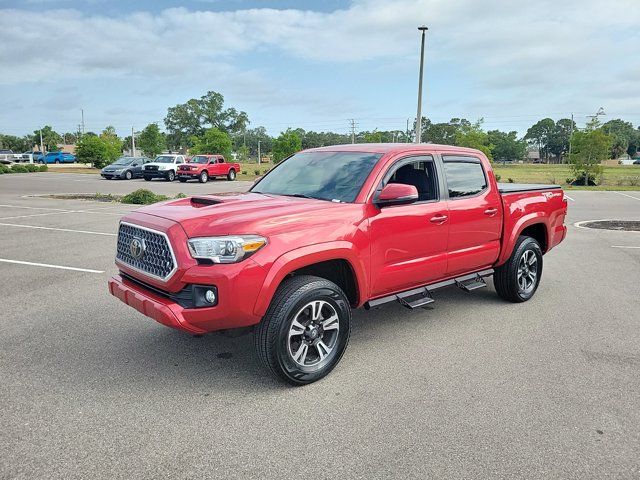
[130,237,146,260]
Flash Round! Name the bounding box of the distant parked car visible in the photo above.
[39,152,76,164]
[101,156,151,180]
[0,149,13,154]
[633,159,640,165]
[142,154,186,182]
[177,154,240,182]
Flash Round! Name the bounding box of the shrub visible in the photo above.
[241,170,247,175]
[39,164,48,172]
[565,177,573,185]
[174,192,187,199]
[121,189,168,205]
[507,177,514,183]
[0,164,10,174]
[629,176,640,187]
[495,174,501,181]
[11,164,28,173]
[25,164,40,172]
[254,169,261,175]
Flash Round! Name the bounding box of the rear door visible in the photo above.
[442,155,502,276]
[368,155,449,297]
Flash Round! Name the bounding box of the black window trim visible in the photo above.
[442,154,488,201]
[372,154,441,206]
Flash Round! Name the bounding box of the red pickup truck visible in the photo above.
[177,155,240,182]
[109,144,567,384]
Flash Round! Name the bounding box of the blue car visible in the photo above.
[39,152,76,164]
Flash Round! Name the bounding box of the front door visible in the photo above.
[368,156,449,297]
[442,156,502,276]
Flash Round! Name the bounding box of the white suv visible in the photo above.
[142,154,186,182]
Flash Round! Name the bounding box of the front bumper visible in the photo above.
[101,171,124,179]
[143,170,170,178]
[109,259,267,333]
[177,171,199,179]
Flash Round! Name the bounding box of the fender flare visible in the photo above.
[497,213,549,266]
[253,241,369,317]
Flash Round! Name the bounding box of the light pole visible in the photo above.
[415,26,428,143]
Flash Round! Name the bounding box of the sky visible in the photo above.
[1,0,639,138]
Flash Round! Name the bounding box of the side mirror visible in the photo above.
[376,183,418,207]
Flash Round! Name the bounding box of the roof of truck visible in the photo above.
[304,143,485,156]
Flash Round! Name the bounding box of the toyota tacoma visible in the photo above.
[109,144,567,384]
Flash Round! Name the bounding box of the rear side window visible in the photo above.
[443,159,487,198]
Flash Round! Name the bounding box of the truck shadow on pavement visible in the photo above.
[98,283,506,391]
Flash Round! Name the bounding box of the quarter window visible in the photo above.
[443,160,487,198]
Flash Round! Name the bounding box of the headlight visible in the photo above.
[187,235,267,264]
[114,168,124,173]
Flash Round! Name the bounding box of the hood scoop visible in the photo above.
[190,196,223,207]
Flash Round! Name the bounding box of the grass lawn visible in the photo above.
[493,164,640,190]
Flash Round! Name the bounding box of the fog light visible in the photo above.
[205,289,216,304]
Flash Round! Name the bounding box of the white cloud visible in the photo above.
[0,0,639,132]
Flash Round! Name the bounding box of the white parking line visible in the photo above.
[0,211,77,220]
[564,194,575,201]
[0,258,104,273]
[0,203,126,216]
[614,192,640,201]
[0,203,70,212]
[611,245,640,249]
[0,222,116,236]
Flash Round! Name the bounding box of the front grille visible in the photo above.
[116,223,176,280]
[145,165,159,171]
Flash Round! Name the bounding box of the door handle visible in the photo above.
[484,208,498,217]
[429,214,448,224]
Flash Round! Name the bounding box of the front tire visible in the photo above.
[494,236,543,302]
[165,170,175,182]
[254,275,351,385]
[199,171,209,183]
[227,169,236,181]
[124,170,133,180]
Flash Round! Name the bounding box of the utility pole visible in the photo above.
[81,109,85,134]
[415,25,428,143]
[257,139,261,164]
[406,118,410,142]
[567,113,574,164]
[349,119,356,144]
[39,129,44,155]
[131,126,136,157]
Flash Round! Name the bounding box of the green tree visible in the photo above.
[524,118,555,161]
[164,91,249,150]
[362,130,384,143]
[455,119,493,159]
[100,126,123,164]
[569,120,613,185]
[601,119,636,158]
[272,129,302,163]
[190,128,233,157]
[421,117,471,145]
[137,123,166,157]
[547,118,576,163]
[61,132,78,145]
[33,126,62,151]
[76,135,108,168]
[232,126,274,158]
[487,130,527,162]
[0,134,34,152]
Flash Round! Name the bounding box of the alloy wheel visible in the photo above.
[517,249,538,294]
[287,300,340,367]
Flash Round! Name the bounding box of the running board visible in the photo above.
[364,269,494,310]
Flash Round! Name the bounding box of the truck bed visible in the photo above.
[498,183,562,194]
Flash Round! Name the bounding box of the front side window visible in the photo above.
[251,151,381,203]
[154,155,175,164]
[443,159,487,198]
[190,156,209,164]
[385,158,438,202]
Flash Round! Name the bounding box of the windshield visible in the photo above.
[112,157,134,166]
[154,155,176,163]
[190,156,209,164]
[251,151,381,203]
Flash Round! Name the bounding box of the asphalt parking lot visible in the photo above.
[1,173,639,479]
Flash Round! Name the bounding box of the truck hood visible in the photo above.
[134,192,364,238]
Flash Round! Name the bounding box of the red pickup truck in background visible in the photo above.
[109,144,567,385]
[177,154,240,182]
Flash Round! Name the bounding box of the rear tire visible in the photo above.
[254,275,351,385]
[199,171,209,183]
[494,236,543,302]
[143,176,151,181]
[227,169,236,181]
[54,159,60,164]
[125,170,132,180]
